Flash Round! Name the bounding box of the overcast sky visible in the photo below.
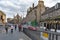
[0,0,60,18]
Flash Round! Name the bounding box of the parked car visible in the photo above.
[28,26,37,31]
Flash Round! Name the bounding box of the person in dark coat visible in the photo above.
[15,25,17,30]
[5,25,8,33]
[18,24,22,32]
[11,25,14,33]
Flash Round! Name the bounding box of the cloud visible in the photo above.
[0,1,20,9]
[0,0,36,18]
[0,0,60,19]
[44,0,60,7]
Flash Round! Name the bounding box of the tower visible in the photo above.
[38,0,45,14]
[37,0,45,24]
[32,3,34,8]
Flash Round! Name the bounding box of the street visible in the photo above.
[0,0,59,40]
[0,27,32,40]
[23,28,40,40]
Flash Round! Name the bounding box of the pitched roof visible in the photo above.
[42,3,60,16]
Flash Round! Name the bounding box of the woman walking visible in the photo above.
[5,25,8,33]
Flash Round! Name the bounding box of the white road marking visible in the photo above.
[19,38,24,40]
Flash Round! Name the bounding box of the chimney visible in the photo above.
[32,3,34,8]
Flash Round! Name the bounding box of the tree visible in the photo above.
[31,20,38,27]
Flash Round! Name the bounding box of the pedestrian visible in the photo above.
[5,25,8,33]
[18,24,22,32]
[21,25,23,31]
[15,24,17,30]
[11,25,14,33]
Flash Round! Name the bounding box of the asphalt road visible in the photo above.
[0,27,32,40]
[23,28,40,40]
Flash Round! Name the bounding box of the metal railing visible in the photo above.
[39,29,60,40]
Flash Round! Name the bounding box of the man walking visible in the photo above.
[18,24,22,32]
[5,25,8,33]
[15,24,17,30]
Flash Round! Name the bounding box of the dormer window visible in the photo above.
[55,3,58,9]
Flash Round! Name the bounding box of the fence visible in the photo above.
[40,29,60,40]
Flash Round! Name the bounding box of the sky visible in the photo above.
[0,0,60,18]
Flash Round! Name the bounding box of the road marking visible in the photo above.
[19,38,24,40]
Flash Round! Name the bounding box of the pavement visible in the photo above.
[0,26,32,40]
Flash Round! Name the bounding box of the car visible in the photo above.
[28,26,37,31]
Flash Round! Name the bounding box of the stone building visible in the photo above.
[0,11,6,24]
[25,0,60,29]
[26,0,45,25]
[41,3,60,29]
[14,14,22,24]
[7,18,13,23]
[7,14,22,24]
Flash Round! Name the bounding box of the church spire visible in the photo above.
[17,13,18,15]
